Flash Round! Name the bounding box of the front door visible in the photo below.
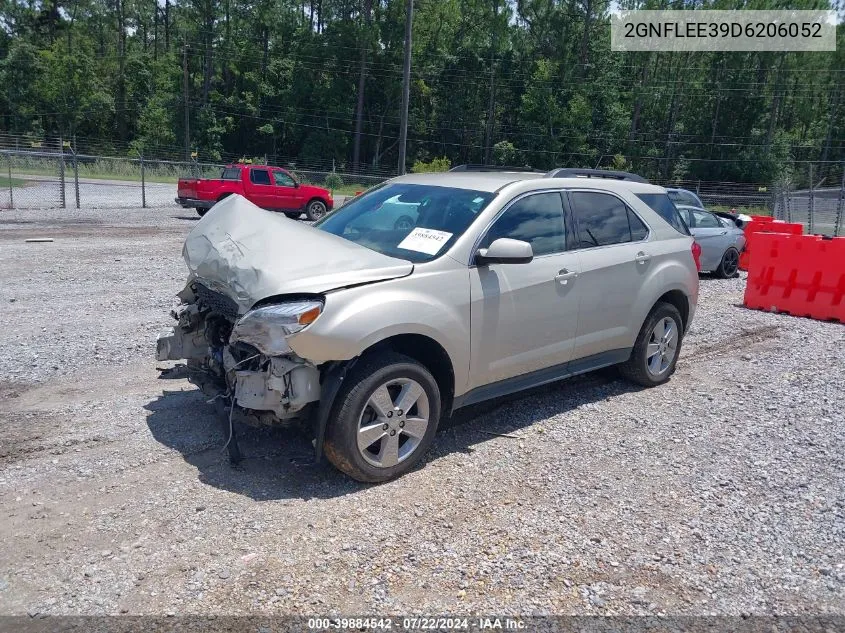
[272,169,300,211]
[469,191,581,390]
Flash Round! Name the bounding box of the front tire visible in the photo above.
[284,212,301,220]
[714,247,739,278]
[618,302,684,387]
[306,199,327,221]
[195,207,208,217]
[323,352,441,483]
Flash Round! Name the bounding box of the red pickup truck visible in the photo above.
[176,164,334,220]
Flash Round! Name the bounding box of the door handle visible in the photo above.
[720,231,728,235]
[555,268,578,284]
[634,252,651,265]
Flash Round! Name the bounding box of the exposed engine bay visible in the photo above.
[156,281,322,428]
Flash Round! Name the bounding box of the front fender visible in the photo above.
[287,268,471,393]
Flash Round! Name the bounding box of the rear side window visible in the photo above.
[668,189,701,207]
[481,192,565,256]
[636,193,690,235]
[250,168,272,185]
[691,209,721,228]
[221,167,241,180]
[569,192,646,248]
[629,212,649,241]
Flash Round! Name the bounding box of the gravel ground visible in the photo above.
[0,206,843,617]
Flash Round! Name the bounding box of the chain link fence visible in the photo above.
[771,164,845,237]
[0,149,391,211]
[2,145,843,236]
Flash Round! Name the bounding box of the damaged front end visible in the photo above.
[156,281,322,428]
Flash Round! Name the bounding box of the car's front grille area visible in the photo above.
[194,283,239,321]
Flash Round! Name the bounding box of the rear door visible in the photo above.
[566,190,652,360]
[246,167,276,209]
[688,208,731,270]
[469,191,581,389]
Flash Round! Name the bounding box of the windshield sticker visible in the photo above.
[397,228,453,256]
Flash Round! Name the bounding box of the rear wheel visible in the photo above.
[305,199,327,221]
[323,352,441,483]
[195,207,208,217]
[284,212,301,220]
[714,247,739,278]
[619,302,684,387]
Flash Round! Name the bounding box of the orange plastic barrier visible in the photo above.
[744,233,845,322]
[738,217,804,271]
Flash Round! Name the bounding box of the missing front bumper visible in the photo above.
[156,326,321,423]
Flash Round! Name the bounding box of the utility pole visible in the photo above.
[397,0,413,175]
[483,0,498,165]
[183,42,190,161]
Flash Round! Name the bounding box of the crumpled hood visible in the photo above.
[182,194,413,312]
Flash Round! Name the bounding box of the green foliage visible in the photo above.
[492,141,519,166]
[610,154,631,171]
[324,171,344,190]
[0,0,840,184]
[411,157,451,173]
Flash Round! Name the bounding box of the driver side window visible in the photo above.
[480,192,565,257]
[273,171,296,187]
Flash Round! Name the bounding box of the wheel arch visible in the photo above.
[306,196,329,209]
[654,288,690,332]
[312,333,456,464]
[362,333,456,415]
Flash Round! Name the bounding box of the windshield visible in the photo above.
[314,183,496,263]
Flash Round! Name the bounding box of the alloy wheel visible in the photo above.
[646,317,678,377]
[722,249,739,276]
[356,378,430,469]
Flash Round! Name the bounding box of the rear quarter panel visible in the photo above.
[618,190,699,339]
[195,179,243,201]
[629,235,699,341]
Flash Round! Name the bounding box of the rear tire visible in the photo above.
[195,207,208,217]
[305,199,327,221]
[323,352,441,483]
[618,302,684,388]
[714,247,740,278]
[284,212,301,219]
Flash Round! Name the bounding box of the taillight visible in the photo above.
[691,241,702,272]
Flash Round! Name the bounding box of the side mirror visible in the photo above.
[475,238,533,265]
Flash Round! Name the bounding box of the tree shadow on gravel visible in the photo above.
[143,368,643,500]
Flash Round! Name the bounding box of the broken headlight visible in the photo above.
[230,300,323,356]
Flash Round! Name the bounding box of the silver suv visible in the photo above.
[157,167,699,482]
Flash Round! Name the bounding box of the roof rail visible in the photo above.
[449,164,543,173]
[544,168,649,183]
